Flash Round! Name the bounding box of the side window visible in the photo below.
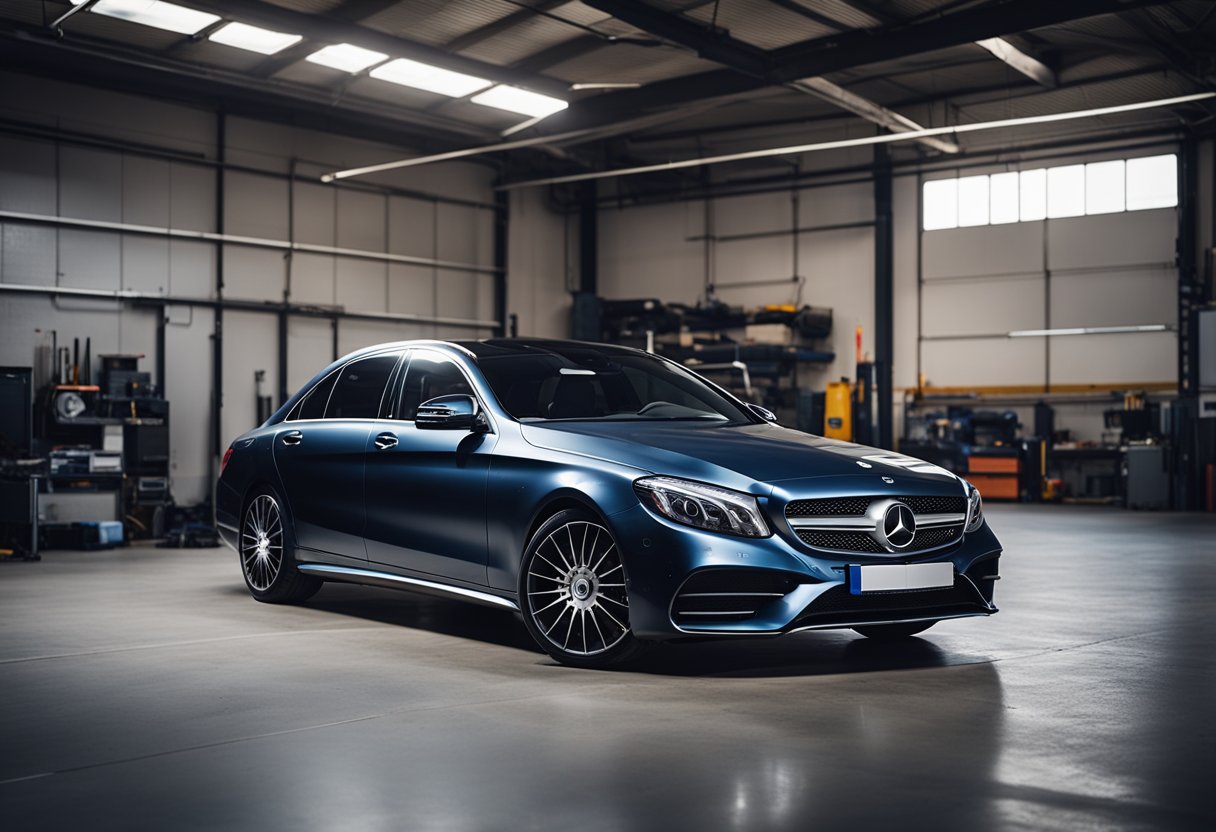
[398,352,474,420]
[292,370,340,421]
[325,353,400,420]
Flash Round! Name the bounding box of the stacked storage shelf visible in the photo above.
[967,450,1021,501]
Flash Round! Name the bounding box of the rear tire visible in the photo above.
[519,508,648,669]
[239,487,322,604]
[852,621,935,640]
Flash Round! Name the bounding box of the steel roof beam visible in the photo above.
[583,0,957,153]
[533,0,1173,137]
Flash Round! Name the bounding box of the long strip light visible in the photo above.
[69,0,219,35]
[319,91,1215,185]
[306,43,388,73]
[1008,325,1171,337]
[369,58,490,97]
[209,21,302,55]
[492,92,1216,190]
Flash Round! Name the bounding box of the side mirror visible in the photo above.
[416,394,484,431]
[746,402,778,423]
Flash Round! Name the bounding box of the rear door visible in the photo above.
[363,349,497,584]
[273,351,403,559]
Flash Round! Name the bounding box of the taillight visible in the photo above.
[221,447,234,473]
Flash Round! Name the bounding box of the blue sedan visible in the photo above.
[217,339,1000,668]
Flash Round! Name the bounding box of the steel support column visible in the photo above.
[494,190,509,338]
[874,145,895,450]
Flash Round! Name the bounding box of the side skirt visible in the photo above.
[297,563,520,611]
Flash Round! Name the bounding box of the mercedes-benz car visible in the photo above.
[217,339,1000,668]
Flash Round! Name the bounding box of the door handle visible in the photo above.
[374,432,398,450]
[281,431,303,446]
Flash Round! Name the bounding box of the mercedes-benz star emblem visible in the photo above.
[878,502,916,550]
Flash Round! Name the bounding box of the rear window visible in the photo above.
[325,353,400,420]
[292,370,339,421]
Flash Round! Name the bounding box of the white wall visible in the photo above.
[0,70,500,504]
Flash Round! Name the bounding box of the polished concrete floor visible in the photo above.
[1,505,1213,831]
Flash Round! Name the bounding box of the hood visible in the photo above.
[519,420,962,493]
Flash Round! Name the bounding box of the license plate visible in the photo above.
[848,562,954,595]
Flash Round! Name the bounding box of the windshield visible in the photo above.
[476,346,753,424]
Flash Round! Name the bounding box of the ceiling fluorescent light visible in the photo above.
[208,21,301,55]
[70,0,219,35]
[471,85,568,118]
[306,43,388,73]
[1009,325,1170,337]
[369,58,489,97]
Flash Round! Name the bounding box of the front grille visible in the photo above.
[785,497,873,517]
[790,575,988,629]
[795,530,886,553]
[671,569,801,626]
[784,494,967,555]
[784,495,966,517]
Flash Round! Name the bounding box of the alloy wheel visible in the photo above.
[242,494,284,591]
[526,521,630,657]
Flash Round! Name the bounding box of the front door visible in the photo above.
[363,350,496,584]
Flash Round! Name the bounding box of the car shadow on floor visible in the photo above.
[223,580,995,679]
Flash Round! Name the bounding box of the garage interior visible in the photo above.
[1,1,1214,829]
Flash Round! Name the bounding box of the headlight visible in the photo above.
[634,476,770,538]
[964,483,984,533]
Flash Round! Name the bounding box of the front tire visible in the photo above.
[519,509,647,669]
[240,488,321,604]
[852,621,935,640]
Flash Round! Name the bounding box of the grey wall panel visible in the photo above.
[714,236,794,295]
[0,294,121,371]
[1050,267,1176,329]
[167,240,215,298]
[59,146,122,221]
[0,136,56,213]
[164,305,214,506]
[292,181,336,246]
[168,163,216,233]
[337,320,422,356]
[387,263,435,320]
[921,275,1045,337]
[58,229,120,290]
[1050,331,1176,384]
[335,259,388,312]
[507,189,569,340]
[436,202,493,268]
[121,236,170,295]
[599,201,704,300]
[286,317,335,395]
[1047,209,1175,270]
[224,171,288,241]
[713,191,793,238]
[1,225,57,285]
[798,182,874,226]
[222,247,286,302]
[388,196,436,259]
[221,310,279,445]
[290,253,336,306]
[923,222,1044,280]
[921,337,1046,387]
[121,155,170,226]
[798,227,875,384]
[436,271,485,322]
[336,189,387,253]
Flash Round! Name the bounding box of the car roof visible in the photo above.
[338,338,648,364]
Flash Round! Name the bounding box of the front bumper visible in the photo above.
[608,502,1001,640]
